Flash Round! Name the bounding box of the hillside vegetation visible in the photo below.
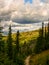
[30,50,49,65]
[1,22,49,65]
[3,30,39,44]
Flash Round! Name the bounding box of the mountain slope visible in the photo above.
[3,30,39,44]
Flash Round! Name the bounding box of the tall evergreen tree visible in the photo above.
[46,23,49,41]
[7,25,13,59]
[46,23,49,49]
[34,22,44,53]
[44,25,48,50]
[15,30,20,53]
[0,21,5,65]
[13,30,20,62]
[42,22,44,37]
[0,21,4,52]
[45,26,47,40]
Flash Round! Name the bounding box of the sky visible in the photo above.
[25,0,32,3]
[0,0,49,23]
[0,0,49,33]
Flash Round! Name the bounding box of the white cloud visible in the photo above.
[44,0,49,3]
[33,0,41,6]
[0,0,49,33]
[0,0,49,22]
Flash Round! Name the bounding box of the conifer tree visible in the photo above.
[34,22,44,53]
[44,25,48,50]
[15,30,20,53]
[0,22,3,52]
[0,21,5,65]
[46,23,49,48]
[0,21,4,52]
[46,23,49,41]
[45,23,49,49]
[45,26,47,40]
[13,30,20,62]
[7,25,13,59]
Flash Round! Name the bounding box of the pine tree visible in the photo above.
[0,21,5,65]
[15,30,20,53]
[46,23,49,49]
[0,21,4,52]
[44,25,48,50]
[45,26,47,40]
[13,30,20,62]
[45,23,49,49]
[34,22,44,53]
[46,23,49,41]
[0,22,3,52]
[7,25,13,59]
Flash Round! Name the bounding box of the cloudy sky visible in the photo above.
[0,0,49,22]
[0,0,49,33]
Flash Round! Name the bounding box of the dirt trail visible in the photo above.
[25,56,31,65]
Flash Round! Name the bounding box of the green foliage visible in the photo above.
[0,22,5,53]
[45,56,49,65]
[45,23,49,49]
[1,22,49,65]
[15,54,24,65]
[15,30,20,53]
[34,22,49,54]
[7,25,13,59]
[30,50,49,65]
[34,23,45,53]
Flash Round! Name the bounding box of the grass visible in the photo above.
[30,50,49,65]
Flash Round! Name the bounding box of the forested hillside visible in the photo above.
[3,30,39,44]
[0,22,49,65]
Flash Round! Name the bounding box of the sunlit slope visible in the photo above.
[3,30,39,44]
[12,30,39,44]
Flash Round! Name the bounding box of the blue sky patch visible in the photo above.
[25,0,33,3]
